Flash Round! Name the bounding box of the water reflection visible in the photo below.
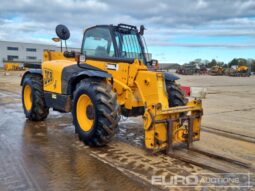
[0,102,147,191]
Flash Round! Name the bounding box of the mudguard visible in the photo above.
[74,70,111,79]
[20,69,42,85]
[164,72,180,81]
[64,67,112,94]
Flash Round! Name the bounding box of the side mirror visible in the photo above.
[55,24,70,52]
[55,24,70,40]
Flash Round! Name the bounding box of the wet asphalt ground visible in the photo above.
[0,92,149,191]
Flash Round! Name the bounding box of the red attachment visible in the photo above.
[180,86,191,96]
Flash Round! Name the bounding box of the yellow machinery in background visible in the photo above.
[208,65,225,76]
[237,65,248,72]
[4,62,23,71]
[20,24,203,153]
[228,65,251,77]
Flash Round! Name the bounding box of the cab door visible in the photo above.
[81,26,130,85]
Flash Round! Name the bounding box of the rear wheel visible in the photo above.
[166,81,188,107]
[22,74,49,121]
[72,78,118,147]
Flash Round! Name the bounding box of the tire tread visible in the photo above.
[73,78,118,147]
[22,74,49,121]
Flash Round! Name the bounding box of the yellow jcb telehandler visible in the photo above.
[21,24,203,153]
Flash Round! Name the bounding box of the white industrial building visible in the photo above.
[0,40,79,68]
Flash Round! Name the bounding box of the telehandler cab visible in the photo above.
[21,24,203,153]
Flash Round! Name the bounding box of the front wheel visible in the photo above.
[72,78,119,147]
[166,81,188,107]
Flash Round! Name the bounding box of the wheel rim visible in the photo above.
[76,94,95,132]
[24,85,32,111]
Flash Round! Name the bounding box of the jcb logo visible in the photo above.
[44,69,53,86]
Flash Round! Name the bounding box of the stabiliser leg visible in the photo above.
[154,119,174,154]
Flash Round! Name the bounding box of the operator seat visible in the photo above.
[95,46,108,57]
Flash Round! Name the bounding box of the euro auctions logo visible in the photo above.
[152,175,198,186]
[151,173,251,188]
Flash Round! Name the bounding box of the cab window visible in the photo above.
[115,30,143,60]
[82,27,115,58]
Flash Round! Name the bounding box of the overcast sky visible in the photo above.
[1,0,255,63]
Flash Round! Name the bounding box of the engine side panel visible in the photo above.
[42,60,76,94]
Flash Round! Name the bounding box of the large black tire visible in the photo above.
[166,81,188,107]
[22,74,49,121]
[72,78,118,147]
